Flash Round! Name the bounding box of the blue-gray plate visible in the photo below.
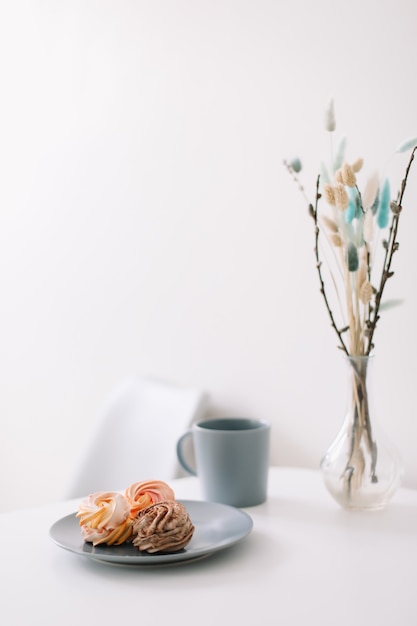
[49,499,253,566]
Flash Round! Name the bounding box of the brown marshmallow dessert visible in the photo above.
[131,500,195,553]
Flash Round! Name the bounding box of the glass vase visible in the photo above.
[320,355,403,510]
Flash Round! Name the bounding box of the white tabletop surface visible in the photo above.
[3,466,417,626]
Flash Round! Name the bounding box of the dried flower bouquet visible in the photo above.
[285,102,416,507]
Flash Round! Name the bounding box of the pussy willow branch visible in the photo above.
[365,145,417,355]
[312,175,349,355]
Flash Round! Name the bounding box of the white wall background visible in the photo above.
[1,0,417,512]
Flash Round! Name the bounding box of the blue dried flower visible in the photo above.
[333,137,347,171]
[289,157,302,173]
[396,137,417,153]
[345,188,361,224]
[347,242,359,272]
[377,179,390,229]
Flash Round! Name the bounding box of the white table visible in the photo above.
[2,467,417,626]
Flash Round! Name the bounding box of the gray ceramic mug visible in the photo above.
[176,417,271,507]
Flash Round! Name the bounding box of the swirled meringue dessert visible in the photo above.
[132,500,195,553]
[124,479,175,518]
[76,491,132,546]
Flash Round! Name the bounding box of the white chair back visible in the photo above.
[66,376,208,498]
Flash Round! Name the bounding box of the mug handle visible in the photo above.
[176,431,197,476]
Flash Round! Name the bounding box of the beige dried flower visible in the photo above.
[323,184,336,206]
[334,183,350,210]
[321,215,338,233]
[341,163,356,187]
[362,171,379,211]
[335,169,344,184]
[330,233,343,247]
[324,98,336,132]
[359,280,373,304]
[358,257,368,287]
[352,158,364,173]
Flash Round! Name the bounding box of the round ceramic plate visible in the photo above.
[49,499,253,566]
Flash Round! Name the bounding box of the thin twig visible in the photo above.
[312,175,349,355]
[365,146,417,354]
